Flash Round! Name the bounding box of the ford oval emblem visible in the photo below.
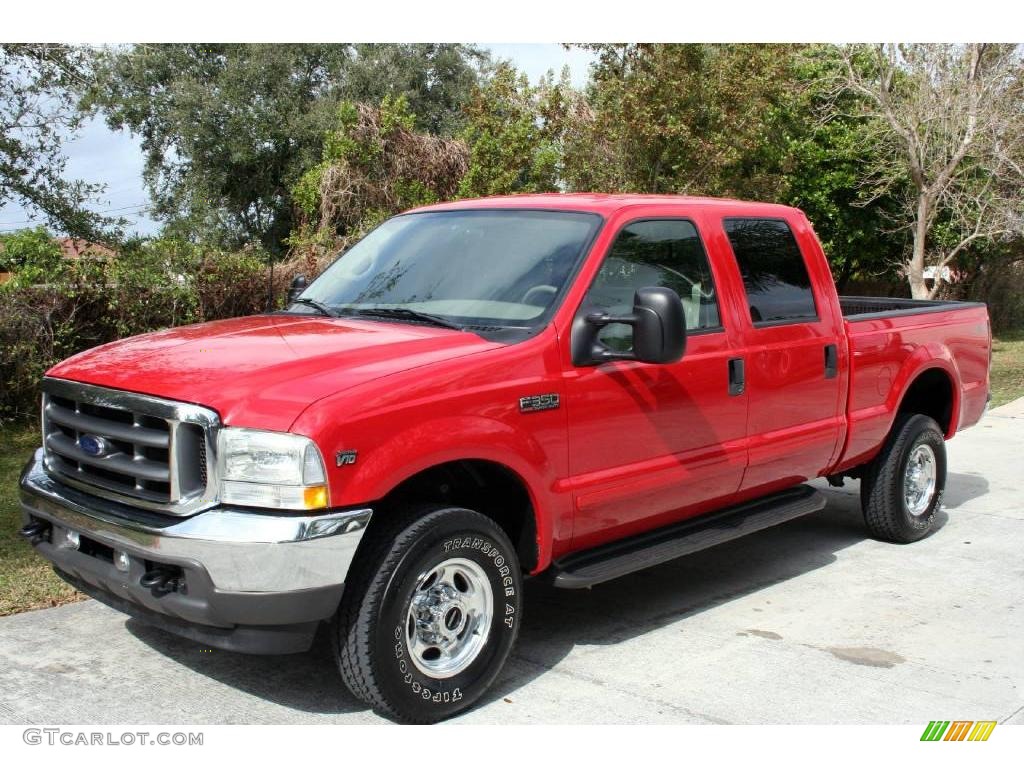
[78,434,111,457]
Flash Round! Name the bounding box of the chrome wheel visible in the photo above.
[405,557,493,679]
[904,443,937,516]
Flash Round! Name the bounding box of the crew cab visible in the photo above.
[19,194,991,722]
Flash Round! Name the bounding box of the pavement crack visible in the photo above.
[510,651,731,724]
[1000,702,1024,723]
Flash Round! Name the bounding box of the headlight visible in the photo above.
[217,428,329,510]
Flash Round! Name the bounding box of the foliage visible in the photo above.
[475,44,906,287]
[0,422,86,615]
[0,226,64,286]
[458,63,564,197]
[989,329,1024,407]
[86,44,485,255]
[835,44,1024,298]
[957,242,1024,332]
[0,44,121,242]
[0,237,276,421]
[775,46,909,288]
[558,44,797,196]
[289,96,467,261]
[338,45,487,137]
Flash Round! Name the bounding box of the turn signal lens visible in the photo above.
[303,485,329,510]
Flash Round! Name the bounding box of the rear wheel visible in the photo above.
[861,413,947,543]
[332,504,522,723]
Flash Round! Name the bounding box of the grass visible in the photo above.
[0,331,1022,617]
[0,423,85,616]
[990,330,1024,408]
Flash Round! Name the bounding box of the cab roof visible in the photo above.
[412,193,801,218]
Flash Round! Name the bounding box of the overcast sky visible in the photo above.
[0,44,596,237]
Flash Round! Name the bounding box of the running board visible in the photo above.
[551,485,827,589]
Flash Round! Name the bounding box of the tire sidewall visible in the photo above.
[373,510,522,721]
[895,416,947,537]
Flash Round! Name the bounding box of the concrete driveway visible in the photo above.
[2,399,1022,725]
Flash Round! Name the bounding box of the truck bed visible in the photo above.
[835,296,990,473]
[839,295,987,320]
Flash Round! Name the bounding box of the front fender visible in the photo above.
[316,411,565,573]
[288,327,571,573]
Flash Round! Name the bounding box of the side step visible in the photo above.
[551,485,827,589]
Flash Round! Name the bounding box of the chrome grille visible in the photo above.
[41,378,220,516]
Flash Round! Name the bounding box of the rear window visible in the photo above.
[723,218,817,324]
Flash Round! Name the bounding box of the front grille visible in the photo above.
[41,378,220,516]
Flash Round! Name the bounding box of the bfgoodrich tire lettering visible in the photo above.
[333,505,522,723]
[861,413,947,543]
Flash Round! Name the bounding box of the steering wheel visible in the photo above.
[521,284,557,306]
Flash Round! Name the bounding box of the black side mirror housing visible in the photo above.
[571,286,686,367]
[287,274,307,304]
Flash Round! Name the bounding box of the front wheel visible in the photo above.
[861,413,947,543]
[332,505,522,723]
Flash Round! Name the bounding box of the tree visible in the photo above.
[779,46,909,289]
[458,63,564,197]
[1,44,120,242]
[562,44,797,197]
[86,44,485,254]
[341,44,487,137]
[555,44,905,286]
[0,226,63,285]
[290,96,467,258]
[837,44,1024,298]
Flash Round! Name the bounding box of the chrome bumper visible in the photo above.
[20,449,371,593]
[20,448,373,652]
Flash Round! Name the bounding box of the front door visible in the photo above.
[563,217,748,550]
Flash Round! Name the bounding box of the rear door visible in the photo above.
[717,214,845,493]
[562,211,749,550]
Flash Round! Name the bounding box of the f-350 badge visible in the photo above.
[519,393,560,413]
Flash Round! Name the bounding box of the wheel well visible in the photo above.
[376,460,539,572]
[898,368,954,434]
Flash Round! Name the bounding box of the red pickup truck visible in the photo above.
[19,194,990,722]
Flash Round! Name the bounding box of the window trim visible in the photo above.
[573,216,727,337]
[721,216,821,328]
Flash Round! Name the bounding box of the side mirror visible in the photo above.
[287,274,307,304]
[571,286,686,367]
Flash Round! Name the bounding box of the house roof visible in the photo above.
[57,238,116,260]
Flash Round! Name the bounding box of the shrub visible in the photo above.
[196,248,276,319]
[0,227,65,286]
[0,283,99,421]
[0,239,289,422]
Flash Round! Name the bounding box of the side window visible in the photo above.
[584,220,721,351]
[723,218,817,324]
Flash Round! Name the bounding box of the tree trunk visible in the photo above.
[907,195,930,299]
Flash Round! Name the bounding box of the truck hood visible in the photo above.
[47,314,501,431]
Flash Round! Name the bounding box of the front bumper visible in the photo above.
[19,449,372,653]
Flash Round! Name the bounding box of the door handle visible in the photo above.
[728,357,745,396]
[824,343,838,379]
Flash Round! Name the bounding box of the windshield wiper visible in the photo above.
[289,297,340,317]
[350,307,465,331]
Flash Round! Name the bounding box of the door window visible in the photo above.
[583,219,721,352]
[723,218,817,325]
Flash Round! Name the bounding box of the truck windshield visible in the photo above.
[296,209,602,332]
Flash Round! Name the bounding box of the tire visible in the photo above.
[861,413,947,543]
[332,504,523,723]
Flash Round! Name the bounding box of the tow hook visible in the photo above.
[19,520,51,545]
[140,567,183,596]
